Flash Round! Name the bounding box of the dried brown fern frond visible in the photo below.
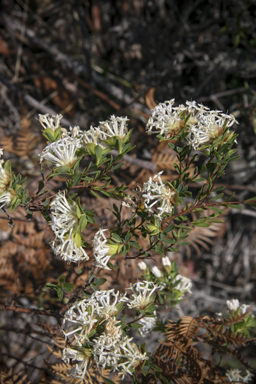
[184,209,227,257]
[167,316,200,341]
[137,313,251,384]
[0,208,52,296]
[152,151,178,173]
[0,369,31,384]
[0,121,39,157]
[196,312,251,348]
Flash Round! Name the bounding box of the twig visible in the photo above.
[0,325,59,338]
[0,305,63,319]
[6,15,149,116]
[111,149,156,171]
[11,278,20,306]
[0,74,72,126]
[13,0,28,81]
[198,87,247,103]
[188,182,256,193]
[1,353,47,371]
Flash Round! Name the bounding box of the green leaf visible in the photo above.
[210,193,224,202]
[42,210,51,222]
[95,145,103,165]
[192,218,207,225]
[72,172,82,186]
[74,232,82,248]
[45,282,57,289]
[102,378,115,384]
[111,233,122,243]
[224,204,243,209]
[160,374,170,384]
[90,189,100,198]
[86,142,96,155]
[193,222,211,227]
[107,262,119,269]
[10,197,21,211]
[59,275,66,283]
[57,288,63,299]
[245,197,256,204]
[89,273,95,283]
[62,283,75,292]
[37,180,44,193]
[42,128,55,143]
[80,215,88,231]
[94,278,107,287]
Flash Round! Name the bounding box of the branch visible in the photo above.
[0,305,63,320]
[0,74,72,127]
[5,14,149,116]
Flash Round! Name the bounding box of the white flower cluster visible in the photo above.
[50,192,88,263]
[92,229,112,270]
[226,369,253,383]
[39,114,130,166]
[138,258,192,299]
[39,137,82,167]
[226,299,250,314]
[123,280,160,309]
[0,149,13,209]
[38,113,63,131]
[62,289,148,380]
[173,274,192,297]
[82,115,129,147]
[123,172,175,220]
[146,99,238,150]
[138,312,157,337]
[142,172,175,219]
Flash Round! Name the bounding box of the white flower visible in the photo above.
[173,274,192,296]
[82,126,105,148]
[63,299,100,342]
[186,109,237,150]
[123,280,160,309]
[62,291,148,380]
[93,318,148,378]
[50,192,79,239]
[226,369,253,383]
[146,99,186,136]
[152,266,162,278]
[146,99,238,150]
[61,126,82,138]
[92,229,111,270]
[116,336,148,378]
[227,299,240,312]
[63,289,126,342]
[82,116,129,149]
[39,137,81,167]
[38,114,63,131]
[0,149,11,191]
[97,115,129,139]
[51,230,88,263]
[92,289,126,317]
[141,172,175,220]
[138,261,147,270]
[240,304,251,314]
[62,345,92,380]
[162,257,171,266]
[0,190,13,209]
[138,312,157,337]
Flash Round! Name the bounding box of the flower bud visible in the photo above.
[138,261,147,270]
